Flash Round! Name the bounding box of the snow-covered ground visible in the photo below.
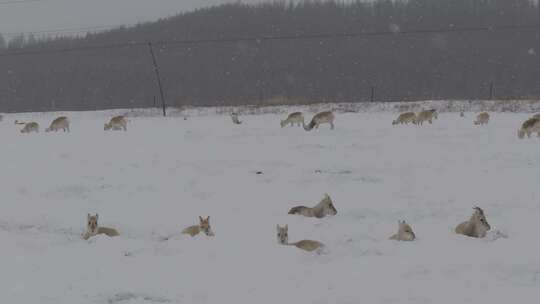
[0,111,539,304]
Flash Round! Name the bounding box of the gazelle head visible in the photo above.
[104,123,112,131]
[397,220,416,241]
[280,120,287,128]
[276,224,288,245]
[471,206,491,231]
[321,194,337,216]
[199,216,214,236]
[87,213,99,234]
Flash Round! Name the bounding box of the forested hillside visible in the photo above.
[1,0,540,112]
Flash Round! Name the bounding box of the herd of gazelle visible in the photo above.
[83,193,493,253]
[10,110,539,138]
[6,109,537,252]
[13,115,128,133]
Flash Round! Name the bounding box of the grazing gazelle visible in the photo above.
[288,193,337,218]
[82,214,119,240]
[455,207,491,238]
[45,116,70,132]
[517,117,540,139]
[281,112,304,128]
[392,112,416,125]
[104,115,128,131]
[20,122,39,134]
[277,224,325,253]
[389,220,416,241]
[231,112,242,125]
[182,216,215,237]
[474,112,490,125]
[303,111,335,131]
[414,110,436,125]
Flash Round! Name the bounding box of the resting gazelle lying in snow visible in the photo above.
[281,112,304,128]
[182,216,215,237]
[392,112,416,125]
[104,115,128,131]
[474,112,490,125]
[46,116,70,132]
[277,224,325,253]
[455,207,491,238]
[288,194,337,219]
[304,111,335,131]
[82,214,119,240]
[389,220,416,241]
[517,117,540,139]
[20,122,39,133]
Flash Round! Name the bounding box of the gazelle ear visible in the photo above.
[199,216,203,222]
[87,213,91,220]
[95,214,99,220]
[206,216,210,221]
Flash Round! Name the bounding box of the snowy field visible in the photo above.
[0,111,539,304]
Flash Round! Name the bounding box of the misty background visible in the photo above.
[1,0,540,112]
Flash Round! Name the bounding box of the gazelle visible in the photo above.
[288,194,337,219]
[455,207,491,238]
[281,112,304,128]
[303,111,335,131]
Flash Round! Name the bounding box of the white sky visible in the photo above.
[0,0,266,38]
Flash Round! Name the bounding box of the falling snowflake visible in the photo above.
[528,48,536,55]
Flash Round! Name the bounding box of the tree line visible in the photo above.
[1,0,540,112]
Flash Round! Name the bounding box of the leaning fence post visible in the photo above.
[148,42,167,117]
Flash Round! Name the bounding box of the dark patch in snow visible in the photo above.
[107,292,170,304]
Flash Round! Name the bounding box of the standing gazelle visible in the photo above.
[20,122,39,134]
[517,117,540,139]
[303,111,335,131]
[474,112,490,125]
[281,112,304,128]
[104,115,128,131]
[46,116,70,132]
[392,112,416,125]
[455,207,491,238]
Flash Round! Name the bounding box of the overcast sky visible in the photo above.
[0,0,265,38]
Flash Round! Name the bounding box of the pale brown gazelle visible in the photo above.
[303,111,335,131]
[104,115,128,131]
[20,122,39,134]
[474,112,490,125]
[455,207,491,238]
[392,112,416,125]
[182,216,215,237]
[414,110,436,125]
[517,117,540,139]
[276,224,325,253]
[281,112,304,128]
[82,214,119,240]
[288,194,337,219]
[389,220,416,241]
[45,116,70,132]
